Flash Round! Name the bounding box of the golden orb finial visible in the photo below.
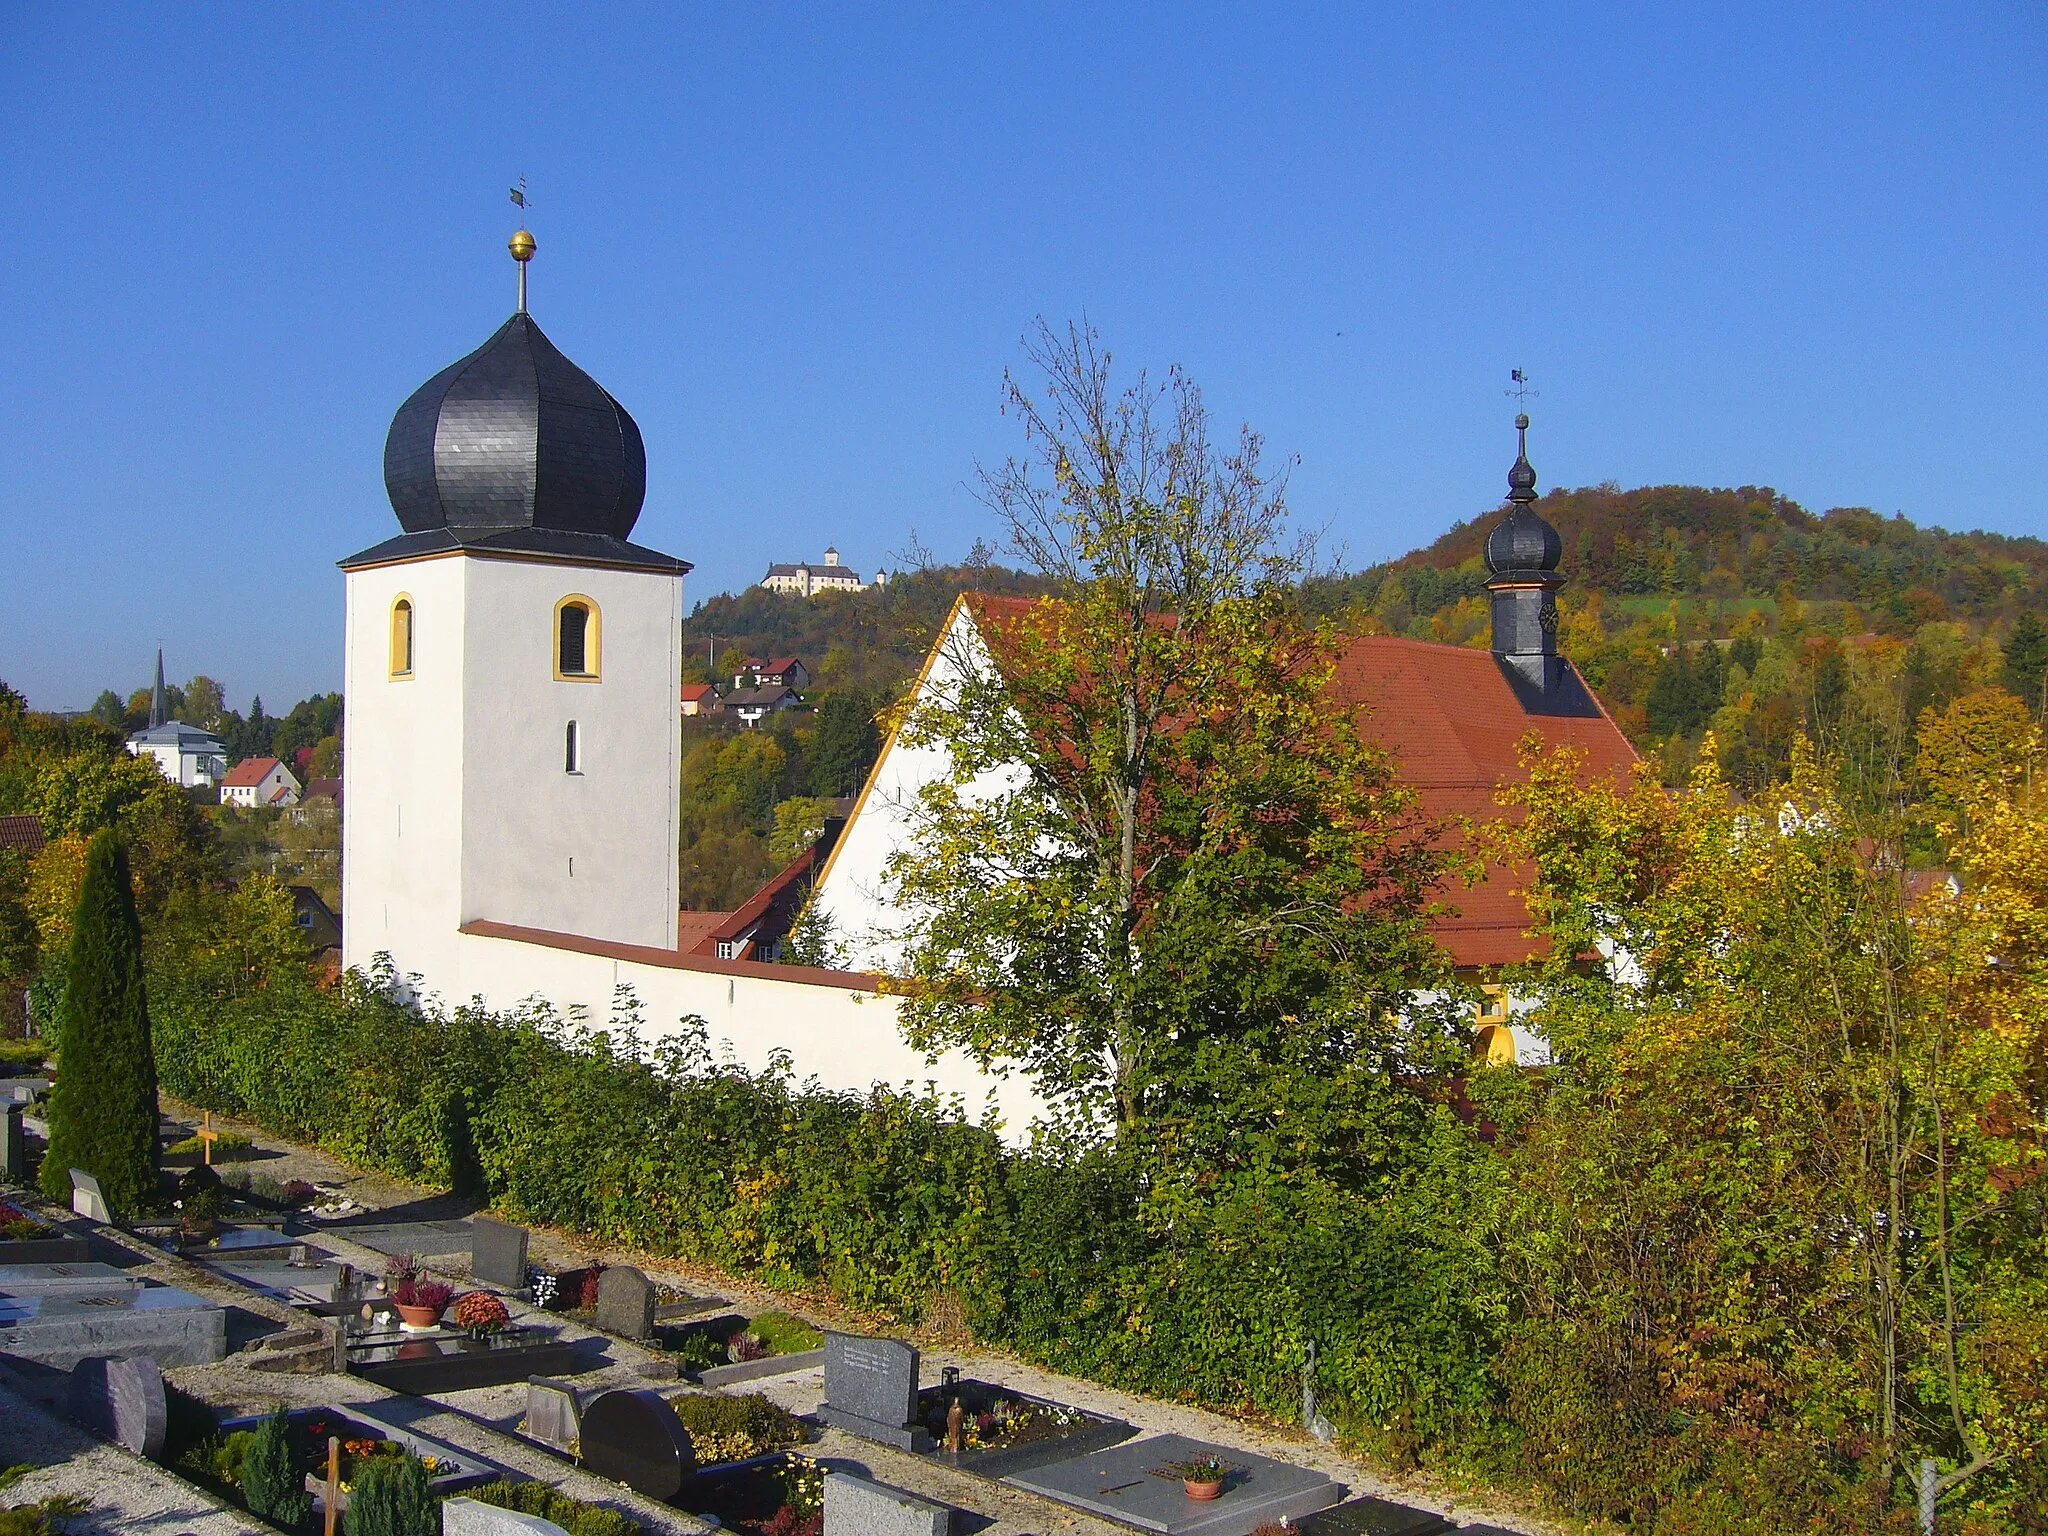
[509,229,537,262]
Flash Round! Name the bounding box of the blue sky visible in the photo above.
[2,4,2043,713]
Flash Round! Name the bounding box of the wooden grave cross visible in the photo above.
[195,1111,220,1166]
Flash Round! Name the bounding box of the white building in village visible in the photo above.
[341,237,1634,1138]
[126,650,229,788]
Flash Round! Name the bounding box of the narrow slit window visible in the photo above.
[390,597,415,677]
[565,720,581,774]
[555,597,599,679]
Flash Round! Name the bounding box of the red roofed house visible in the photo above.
[220,756,303,809]
[810,417,1635,1066]
[749,657,810,691]
[0,815,47,854]
[679,681,722,717]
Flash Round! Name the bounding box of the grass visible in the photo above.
[165,1130,256,1161]
[745,1311,824,1356]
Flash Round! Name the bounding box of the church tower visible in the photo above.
[340,230,689,987]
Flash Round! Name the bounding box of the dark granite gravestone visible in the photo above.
[594,1265,655,1341]
[3,1104,22,1182]
[1004,1432,1344,1535]
[824,1470,953,1535]
[470,1216,529,1289]
[579,1388,694,1500]
[69,1354,167,1457]
[525,1375,582,1454]
[819,1332,932,1451]
[1293,1495,1456,1535]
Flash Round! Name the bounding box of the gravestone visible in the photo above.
[819,1332,932,1450]
[441,1498,570,1536]
[578,1388,694,1500]
[824,1470,952,1536]
[68,1354,167,1457]
[3,1105,23,1182]
[525,1375,582,1454]
[470,1216,529,1289]
[1292,1496,1456,1535]
[594,1265,655,1340]
[1004,1431,1343,1534]
[69,1168,111,1223]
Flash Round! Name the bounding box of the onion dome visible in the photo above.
[383,312,647,539]
[343,235,687,576]
[1483,413,1562,576]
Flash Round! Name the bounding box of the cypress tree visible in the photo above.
[38,828,159,1216]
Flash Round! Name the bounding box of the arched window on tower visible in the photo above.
[555,596,599,680]
[565,720,581,774]
[389,596,415,678]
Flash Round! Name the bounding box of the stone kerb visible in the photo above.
[824,1470,953,1535]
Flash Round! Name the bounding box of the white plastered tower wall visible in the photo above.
[341,551,683,988]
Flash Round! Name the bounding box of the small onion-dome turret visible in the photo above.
[1484,413,1562,576]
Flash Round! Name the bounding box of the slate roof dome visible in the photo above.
[384,312,647,538]
[342,250,688,575]
[1484,413,1563,576]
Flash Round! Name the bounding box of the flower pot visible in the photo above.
[1182,1477,1225,1502]
[394,1302,445,1330]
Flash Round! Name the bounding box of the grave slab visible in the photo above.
[1004,1432,1344,1536]
[824,1470,953,1535]
[594,1265,655,1341]
[324,1217,474,1256]
[346,1323,575,1394]
[68,1354,167,1457]
[0,1278,227,1368]
[579,1387,694,1500]
[0,1262,138,1295]
[524,1375,582,1454]
[819,1332,932,1451]
[470,1216,530,1289]
[1293,1495,1456,1535]
[68,1169,111,1223]
[442,1497,571,1536]
[199,1254,346,1304]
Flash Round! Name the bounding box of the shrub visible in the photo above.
[0,1040,46,1069]
[458,1480,640,1536]
[240,1408,310,1526]
[37,829,158,1216]
[344,1453,432,1536]
[166,1129,254,1160]
[744,1311,822,1356]
[670,1392,807,1465]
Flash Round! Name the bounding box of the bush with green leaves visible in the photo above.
[239,1408,309,1526]
[344,1453,431,1536]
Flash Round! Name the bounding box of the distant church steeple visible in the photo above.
[149,649,168,729]
[1484,413,1567,696]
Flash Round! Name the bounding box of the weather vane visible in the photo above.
[508,177,536,314]
[1506,369,1538,407]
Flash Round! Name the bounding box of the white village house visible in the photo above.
[341,238,1633,1138]
[219,755,302,809]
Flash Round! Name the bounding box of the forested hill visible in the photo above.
[1341,483,2048,628]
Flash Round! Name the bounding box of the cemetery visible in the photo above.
[0,1098,1533,1536]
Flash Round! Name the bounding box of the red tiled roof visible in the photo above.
[675,910,737,950]
[1329,637,1637,967]
[686,830,838,958]
[679,682,719,703]
[221,756,283,787]
[957,596,1638,970]
[0,815,46,854]
[759,657,802,675]
[303,778,342,804]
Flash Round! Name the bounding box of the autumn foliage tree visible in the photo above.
[1490,697,2047,1529]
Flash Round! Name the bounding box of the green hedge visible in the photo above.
[148,961,1503,1449]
